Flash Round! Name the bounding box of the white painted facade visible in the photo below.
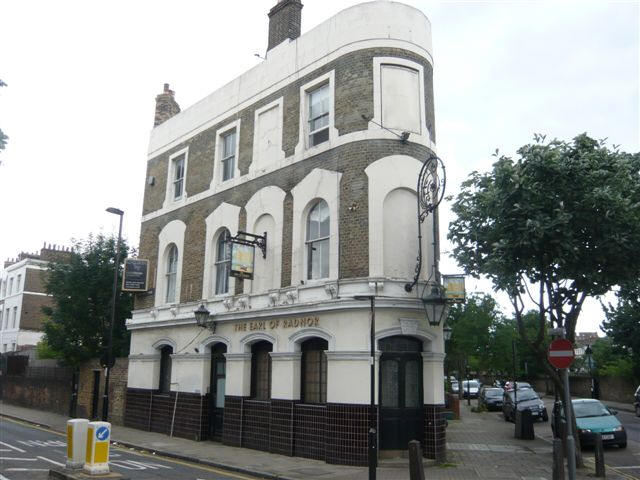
[0,259,48,352]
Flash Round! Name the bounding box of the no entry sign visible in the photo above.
[548,339,575,369]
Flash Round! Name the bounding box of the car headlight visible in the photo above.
[613,426,624,432]
[579,429,592,433]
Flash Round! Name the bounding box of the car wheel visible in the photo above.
[503,412,509,421]
[619,441,627,449]
[636,405,640,417]
[542,412,548,422]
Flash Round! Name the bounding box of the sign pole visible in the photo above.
[548,333,576,480]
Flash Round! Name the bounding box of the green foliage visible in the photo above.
[448,134,640,391]
[35,341,57,359]
[602,282,640,380]
[41,234,134,367]
[590,337,635,380]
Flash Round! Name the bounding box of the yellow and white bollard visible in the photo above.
[83,421,111,475]
[66,418,88,469]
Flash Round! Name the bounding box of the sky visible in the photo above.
[1,0,638,334]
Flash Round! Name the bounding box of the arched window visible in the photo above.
[251,341,272,400]
[306,200,330,280]
[165,244,178,303]
[215,229,231,295]
[158,345,173,393]
[301,338,328,403]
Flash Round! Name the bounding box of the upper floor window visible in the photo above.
[251,341,272,400]
[165,244,178,303]
[11,307,17,329]
[158,345,173,393]
[0,310,3,330]
[306,200,330,280]
[16,274,21,292]
[301,338,328,404]
[215,230,231,295]
[222,131,236,182]
[172,154,185,199]
[8,278,13,295]
[308,84,329,147]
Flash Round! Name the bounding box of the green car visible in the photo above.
[572,399,627,449]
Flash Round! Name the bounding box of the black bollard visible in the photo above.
[594,433,606,477]
[552,438,565,480]
[408,440,425,480]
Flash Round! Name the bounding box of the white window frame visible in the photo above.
[251,97,285,174]
[371,57,428,140]
[212,119,241,188]
[296,71,337,155]
[8,278,13,295]
[165,244,179,304]
[16,274,21,293]
[163,147,189,208]
[214,228,232,295]
[305,200,330,280]
[202,202,240,300]
[12,306,17,329]
[155,220,186,307]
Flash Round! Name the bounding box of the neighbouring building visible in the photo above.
[125,0,447,465]
[0,244,71,353]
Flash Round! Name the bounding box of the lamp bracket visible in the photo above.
[228,231,267,259]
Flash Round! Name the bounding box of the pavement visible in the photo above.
[1,398,636,480]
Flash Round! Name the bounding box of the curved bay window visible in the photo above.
[301,338,328,404]
[306,200,330,280]
[158,345,173,394]
[251,341,272,400]
[215,229,231,295]
[165,244,178,303]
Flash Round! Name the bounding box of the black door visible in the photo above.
[209,343,227,441]
[379,336,423,450]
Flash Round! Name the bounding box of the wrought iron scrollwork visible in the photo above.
[405,154,446,292]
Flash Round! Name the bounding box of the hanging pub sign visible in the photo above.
[230,243,255,280]
[122,258,149,292]
[443,274,465,303]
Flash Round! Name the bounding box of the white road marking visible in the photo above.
[18,440,65,447]
[0,457,37,461]
[110,459,173,470]
[37,456,65,467]
[0,442,26,453]
[0,474,11,480]
[614,466,640,470]
[6,469,49,472]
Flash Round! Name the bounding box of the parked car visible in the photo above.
[462,380,480,398]
[502,388,548,422]
[451,379,459,394]
[634,385,640,417]
[552,399,626,449]
[504,381,532,391]
[479,387,504,411]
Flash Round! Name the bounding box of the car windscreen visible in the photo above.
[508,390,539,402]
[464,381,479,388]
[573,401,611,418]
[485,388,503,397]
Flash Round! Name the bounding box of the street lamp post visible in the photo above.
[353,294,377,480]
[102,207,124,422]
[584,345,595,398]
[443,325,452,394]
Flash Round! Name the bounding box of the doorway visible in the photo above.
[209,343,227,441]
[379,336,423,450]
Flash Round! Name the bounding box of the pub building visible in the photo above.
[124,0,452,465]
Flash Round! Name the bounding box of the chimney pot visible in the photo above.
[154,83,181,127]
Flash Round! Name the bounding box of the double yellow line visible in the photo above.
[583,455,640,480]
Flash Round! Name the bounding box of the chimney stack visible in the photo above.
[267,0,303,52]
[154,83,181,127]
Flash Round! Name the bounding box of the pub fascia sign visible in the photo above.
[122,258,149,292]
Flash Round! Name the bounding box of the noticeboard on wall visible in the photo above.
[230,243,255,280]
[122,258,149,292]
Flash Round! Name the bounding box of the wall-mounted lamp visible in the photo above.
[194,303,215,333]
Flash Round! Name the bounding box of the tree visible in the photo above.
[41,234,134,367]
[589,337,634,380]
[446,293,503,378]
[448,133,640,458]
[602,281,640,380]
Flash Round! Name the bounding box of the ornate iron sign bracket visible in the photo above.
[405,154,446,293]
[228,231,267,259]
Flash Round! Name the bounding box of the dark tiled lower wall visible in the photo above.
[424,404,446,462]
[124,388,205,441]
[125,389,444,466]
